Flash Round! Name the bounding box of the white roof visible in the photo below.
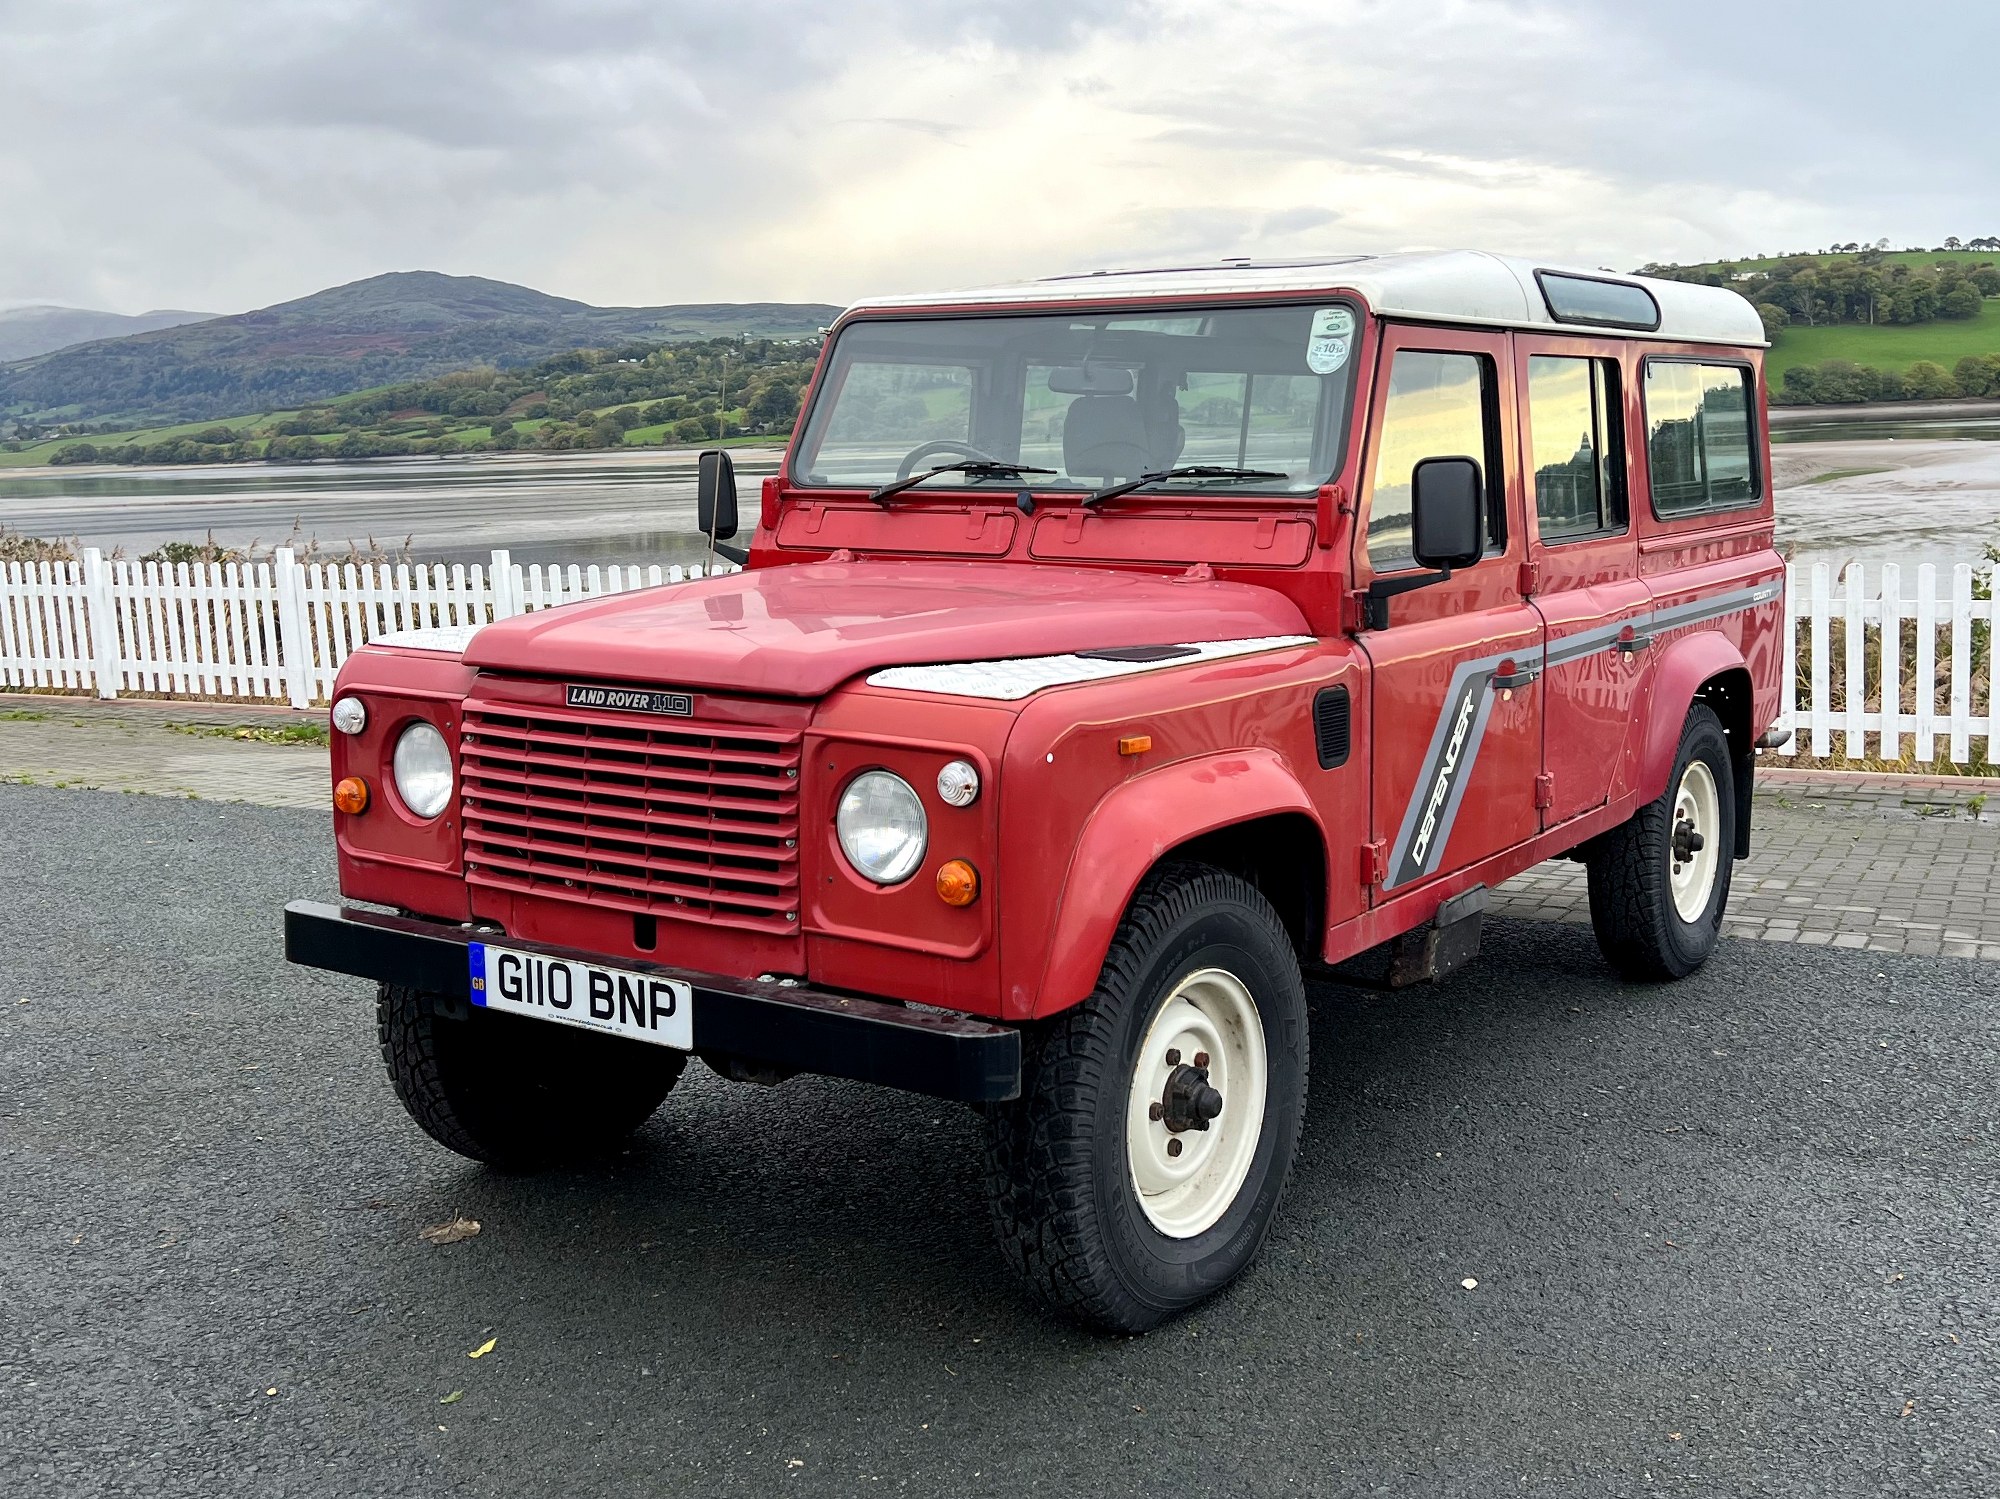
[847,250,1766,349]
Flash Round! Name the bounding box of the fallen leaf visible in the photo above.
[265,1388,278,1396]
[1669,1433,1682,1441]
[420,1216,482,1246]
[1899,1400,1916,1418]
[439,1390,464,1405]
[1461,1278,1479,1290]
[786,1459,804,1469]
[468,1337,497,1359]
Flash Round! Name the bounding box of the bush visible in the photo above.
[1940,283,1984,320]
[671,417,709,444]
[1903,360,1958,400]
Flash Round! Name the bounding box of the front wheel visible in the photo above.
[980,863,1309,1333]
[1586,704,1738,980]
[377,983,685,1170]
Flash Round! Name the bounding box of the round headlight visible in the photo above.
[836,771,928,885]
[331,696,367,735]
[936,759,980,808]
[392,722,454,819]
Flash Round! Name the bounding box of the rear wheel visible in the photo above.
[378,983,685,1169]
[980,863,1309,1333]
[1586,704,1737,980]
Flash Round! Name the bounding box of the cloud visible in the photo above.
[1,0,1991,314]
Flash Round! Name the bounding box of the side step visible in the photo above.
[1326,885,1488,990]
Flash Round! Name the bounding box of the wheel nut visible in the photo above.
[1193,1051,1210,1069]
[1167,1138,1183,1158]
[1165,1048,1181,1065]
[1148,1102,1163,1122]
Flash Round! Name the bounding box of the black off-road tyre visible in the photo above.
[1586,704,1738,981]
[377,983,685,1170]
[980,863,1310,1333]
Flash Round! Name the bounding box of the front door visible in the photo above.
[1513,337,1651,826]
[1356,325,1544,898]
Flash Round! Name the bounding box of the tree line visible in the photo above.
[34,336,822,466]
[1641,247,2000,341]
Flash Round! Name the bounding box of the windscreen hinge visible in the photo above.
[1519,559,1540,597]
[1535,772,1555,809]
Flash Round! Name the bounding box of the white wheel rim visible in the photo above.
[1669,760,1722,922]
[1125,967,1267,1240]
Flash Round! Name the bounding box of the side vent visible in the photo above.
[1313,686,1351,769]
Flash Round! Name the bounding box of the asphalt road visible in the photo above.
[3,784,1995,1497]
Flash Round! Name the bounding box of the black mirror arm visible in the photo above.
[1360,567,1452,631]
[711,541,749,566]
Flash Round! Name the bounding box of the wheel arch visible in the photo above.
[1639,632,1755,858]
[1030,750,1327,1017]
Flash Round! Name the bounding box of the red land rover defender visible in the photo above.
[287,251,1784,1332]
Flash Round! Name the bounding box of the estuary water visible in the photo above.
[1,427,1996,575]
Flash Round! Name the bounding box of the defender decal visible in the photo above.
[1381,583,1776,891]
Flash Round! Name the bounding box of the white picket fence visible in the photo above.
[1,554,1995,767]
[0,548,732,708]
[1776,560,1997,766]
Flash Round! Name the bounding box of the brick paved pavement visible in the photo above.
[0,693,328,810]
[4,695,1997,958]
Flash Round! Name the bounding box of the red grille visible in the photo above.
[460,698,802,934]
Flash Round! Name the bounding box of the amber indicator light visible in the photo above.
[1117,735,1153,756]
[333,776,370,815]
[936,859,979,907]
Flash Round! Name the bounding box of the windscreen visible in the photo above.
[792,302,1361,495]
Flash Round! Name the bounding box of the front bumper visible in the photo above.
[283,900,1021,1103]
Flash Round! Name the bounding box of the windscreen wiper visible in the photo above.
[1082,466,1289,506]
[867,460,1056,505]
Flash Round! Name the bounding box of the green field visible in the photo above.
[1765,296,2000,381]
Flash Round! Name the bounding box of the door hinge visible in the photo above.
[1518,559,1540,597]
[1534,771,1555,809]
[1361,838,1389,885]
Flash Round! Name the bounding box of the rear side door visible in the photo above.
[1514,338,1652,825]
[1355,325,1543,898]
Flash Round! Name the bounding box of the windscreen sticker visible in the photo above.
[1306,307,1355,374]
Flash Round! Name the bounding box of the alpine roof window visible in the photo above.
[1535,271,1661,332]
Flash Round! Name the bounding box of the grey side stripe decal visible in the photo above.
[1380,581,1778,891]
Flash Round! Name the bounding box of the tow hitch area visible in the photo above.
[1332,885,1489,989]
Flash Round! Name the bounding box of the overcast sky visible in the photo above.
[3,0,1994,315]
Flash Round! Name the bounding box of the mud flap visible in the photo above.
[1330,885,1488,989]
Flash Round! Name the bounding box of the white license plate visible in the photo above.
[468,942,692,1050]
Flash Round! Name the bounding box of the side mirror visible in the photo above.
[697,449,739,541]
[1410,456,1484,571]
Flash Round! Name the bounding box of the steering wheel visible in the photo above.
[894,439,1003,480]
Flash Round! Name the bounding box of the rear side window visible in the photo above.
[1367,350,1499,572]
[1644,361,1759,515]
[1526,355,1625,541]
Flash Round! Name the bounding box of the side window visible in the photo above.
[1645,361,1759,515]
[1368,350,1497,573]
[1527,355,1625,541]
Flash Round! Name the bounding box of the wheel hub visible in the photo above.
[1672,817,1706,867]
[1159,1060,1224,1133]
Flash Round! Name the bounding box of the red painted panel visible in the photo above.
[775,502,1018,556]
[1028,508,1314,567]
[462,559,1310,696]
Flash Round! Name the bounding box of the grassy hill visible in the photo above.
[0,305,217,362]
[1765,296,2000,381]
[0,272,839,425]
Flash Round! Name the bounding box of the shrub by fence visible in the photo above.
[0,548,733,708]
[2,553,1996,770]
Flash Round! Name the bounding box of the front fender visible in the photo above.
[1636,631,1747,802]
[1032,748,1325,1017]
